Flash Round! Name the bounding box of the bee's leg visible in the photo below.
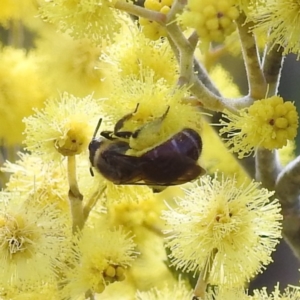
[114,103,140,133]
[100,131,116,140]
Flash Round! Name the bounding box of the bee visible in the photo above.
[88,105,205,186]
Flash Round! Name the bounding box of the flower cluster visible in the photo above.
[250,0,300,58]
[0,192,71,288]
[62,223,137,298]
[179,0,239,50]
[23,93,103,160]
[220,96,299,158]
[163,173,282,287]
[139,0,173,40]
[39,0,124,43]
[136,278,193,300]
[1,0,300,299]
[102,27,178,85]
[0,47,49,145]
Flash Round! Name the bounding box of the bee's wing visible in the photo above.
[101,150,144,184]
[139,153,205,186]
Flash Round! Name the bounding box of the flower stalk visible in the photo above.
[193,249,218,299]
[67,155,84,232]
[236,14,267,100]
[262,44,285,96]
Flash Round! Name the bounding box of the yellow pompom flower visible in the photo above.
[179,0,239,48]
[36,30,110,98]
[162,173,282,287]
[206,287,250,300]
[0,191,71,288]
[62,223,137,298]
[0,0,36,26]
[107,194,165,232]
[252,284,300,300]
[23,93,103,161]
[220,96,299,158]
[1,153,70,212]
[135,278,193,300]
[250,0,300,58]
[139,0,173,40]
[129,232,175,291]
[201,120,251,186]
[0,47,49,145]
[39,0,124,43]
[1,281,60,300]
[103,25,178,85]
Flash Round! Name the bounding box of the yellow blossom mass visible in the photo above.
[62,222,137,298]
[139,0,173,40]
[251,284,300,300]
[0,0,37,26]
[23,93,104,161]
[39,0,125,43]
[0,191,71,289]
[102,25,178,85]
[35,30,110,98]
[135,278,193,300]
[179,0,239,49]
[220,96,299,158]
[1,152,71,212]
[0,47,49,145]
[162,173,282,287]
[250,0,300,58]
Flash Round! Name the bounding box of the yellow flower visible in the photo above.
[252,284,300,300]
[1,281,60,300]
[162,173,282,287]
[35,30,110,98]
[96,280,136,300]
[23,93,103,161]
[62,222,137,298]
[201,120,251,186]
[179,0,239,50]
[127,225,175,291]
[139,0,173,40]
[206,286,250,300]
[250,0,300,57]
[135,277,193,300]
[1,152,70,212]
[0,47,49,145]
[220,96,299,158]
[107,193,165,232]
[103,25,178,85]
[39,0,124,43]
[0,0,36,25]
[0,191,71,287]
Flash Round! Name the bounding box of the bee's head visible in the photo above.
[88,138,101,165]
[89,118,104,176]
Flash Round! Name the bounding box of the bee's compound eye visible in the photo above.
[88,139,98,151]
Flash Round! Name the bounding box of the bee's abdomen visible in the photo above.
[143,128,202,161]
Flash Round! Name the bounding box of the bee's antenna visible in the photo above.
[163,105,170,119]
[89,167,94,177]
[92,118,102,139]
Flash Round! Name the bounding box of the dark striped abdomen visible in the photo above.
[142,128,202,161]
